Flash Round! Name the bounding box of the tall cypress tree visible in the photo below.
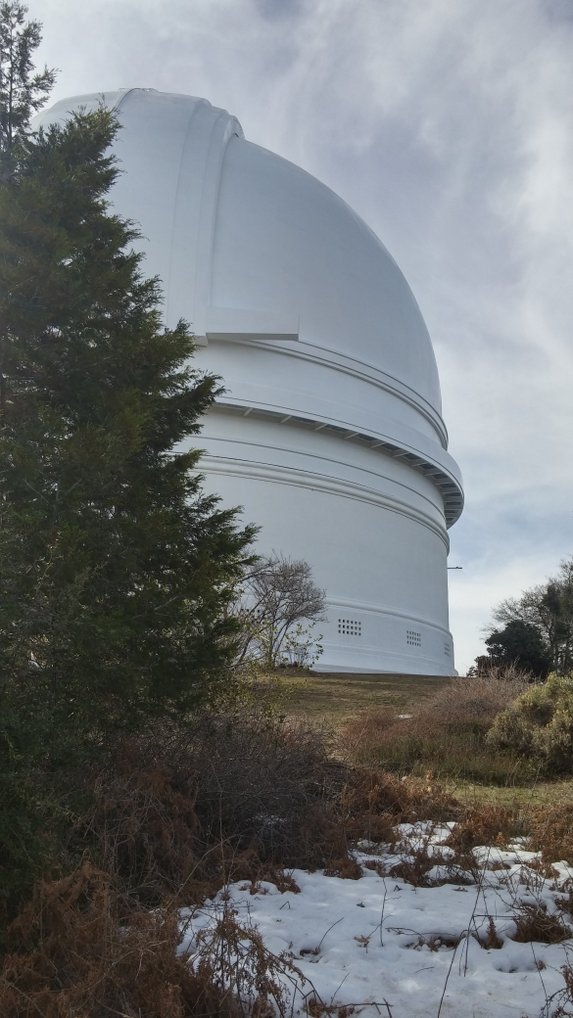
[0,53,254,744]
[0,109,254,735]
[0,4,256,925]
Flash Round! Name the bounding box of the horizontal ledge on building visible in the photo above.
[200,307,300,343]
[200,454,450,547]
[212,401,464,526]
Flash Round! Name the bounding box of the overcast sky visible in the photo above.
[29,0,573,674]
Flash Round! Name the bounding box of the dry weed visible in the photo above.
[528,803,573,867]
[556,890,573,918]
[188,903,305,1017]
[340,768,460,835]
[340,674,530,783]
[511,902,572,944]
[70,708,354,911]
[480,917,504,950]
[0,861,238,1017]
[446,804,519,853]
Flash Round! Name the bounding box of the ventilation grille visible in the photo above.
[338,618,362,637]
[444,641,452,657]
[406,629,422,647]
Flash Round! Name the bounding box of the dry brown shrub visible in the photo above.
[547,959,573,1018]
[69,708,353,911]
[176,711,348,870]
[306,999,357,1017]
[481,917,504,949]
[0,861,239,1018]
[1,862,310,1018]
[511,903,572,944]
[556,890,573,918]
[189,904,304,1016]
[446,804,519,853]
[78,747,207,907]
[323,857,363,880]
[420,672,530,730]
[340,767,460,837]
[388,852,436,888]
[340,674,529,781]
[528,803,573,866]
[363,858,386,877]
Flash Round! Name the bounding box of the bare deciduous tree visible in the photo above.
[237,554,326,670]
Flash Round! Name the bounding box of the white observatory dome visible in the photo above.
[38,89,464,674]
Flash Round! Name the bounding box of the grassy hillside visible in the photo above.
[265,669,573,809]
[263,670,452,728]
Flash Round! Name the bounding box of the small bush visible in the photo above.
[340,768,461,837]
[487,674,573,776]
[511,903,572,944]
[446,804,520,853]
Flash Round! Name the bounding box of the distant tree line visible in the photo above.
[476,557,573,679]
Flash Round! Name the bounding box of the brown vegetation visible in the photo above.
[529,802,573,867]
[3,671,573,1016]
[340,672,531,783]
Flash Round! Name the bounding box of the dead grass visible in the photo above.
[338,674,533,785]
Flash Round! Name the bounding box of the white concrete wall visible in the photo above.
[196,410,454,674]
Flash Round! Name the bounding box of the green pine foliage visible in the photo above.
[0,106,255,736]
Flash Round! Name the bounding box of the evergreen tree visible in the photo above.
[0,104,254,741]
[0,1,55,175]
[0,6,255,923]
[483,620,551,680]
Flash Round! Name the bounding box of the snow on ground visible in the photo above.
[179,821,573,1018]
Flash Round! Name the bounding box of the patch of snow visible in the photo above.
[179,821,573,1017]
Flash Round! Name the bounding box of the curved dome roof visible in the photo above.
[37,88,443,415]
[37,90,463,524]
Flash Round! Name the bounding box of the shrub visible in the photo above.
[0,706,355,1010]
[445,804,521,853]
[511,903,572,944]
[487,674,573,776]
[69,706,351,910]
[340,768,461,836]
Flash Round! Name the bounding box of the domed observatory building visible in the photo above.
[39,89,463,675]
